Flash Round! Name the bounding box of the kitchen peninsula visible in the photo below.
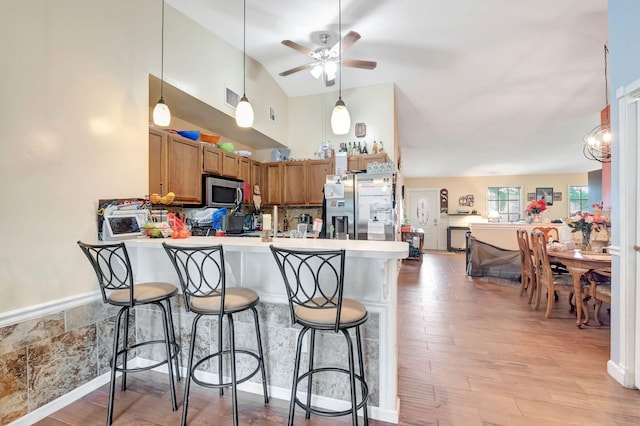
[125,236,408,423]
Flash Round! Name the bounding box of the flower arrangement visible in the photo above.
[565,202,610,250]
[526,199,547,214]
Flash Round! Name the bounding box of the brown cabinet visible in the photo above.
[263,162,283,205]
[203,145,223,175]
[348,153,389,171]
[221,152,239,178]
[283,162,306,205]
[149,127,203,204]
[307,159,334,205]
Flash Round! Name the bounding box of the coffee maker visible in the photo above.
[298,213,313,233]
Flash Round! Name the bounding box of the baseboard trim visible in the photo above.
[607,359,637,389]
[138,357,400,424]
[9,372,112,426]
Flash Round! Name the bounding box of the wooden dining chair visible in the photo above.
[532,226,569,275]
[516,229,536,303]
[587,268,612,325]
[531,231,576,319]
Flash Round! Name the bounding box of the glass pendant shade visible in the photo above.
[236,95,254,128]
[331,98,350,135]
[310,65,323,79]
[153,98,171,126]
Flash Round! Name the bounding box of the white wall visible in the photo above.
[0,0,288,314]
[286,83,396,161]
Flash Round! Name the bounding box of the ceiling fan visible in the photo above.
[279,31,377,87]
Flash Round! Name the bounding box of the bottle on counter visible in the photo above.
[379,141,384,152]
[357,141,362,154]
[283,216,289,232]
[362,141,368,154]
[372,140,378,154]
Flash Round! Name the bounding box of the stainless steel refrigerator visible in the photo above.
[324,172,395,240]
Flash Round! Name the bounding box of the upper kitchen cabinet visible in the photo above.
[306,159,334,205]
[149,127,203,204]
[283,162,306,205]
[263,162,283,205]
[347,153,389,172]
[220,151,239,178]
[203,144,223,175]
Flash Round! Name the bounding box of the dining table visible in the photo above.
[546,249,612,327]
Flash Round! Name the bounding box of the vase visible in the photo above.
[532,214,542,223]
[581,229,592,252]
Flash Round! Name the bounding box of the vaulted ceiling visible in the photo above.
[167,0,608,178]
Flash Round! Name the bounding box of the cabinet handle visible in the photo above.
[634,245,640,252]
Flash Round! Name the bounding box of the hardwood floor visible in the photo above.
[36,251,640,425]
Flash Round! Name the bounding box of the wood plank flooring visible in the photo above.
[36,251,640,425]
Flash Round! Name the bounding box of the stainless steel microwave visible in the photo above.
[204,176,244,208]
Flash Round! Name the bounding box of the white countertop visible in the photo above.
[123,235,409,260]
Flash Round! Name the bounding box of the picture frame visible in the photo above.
[527,192,535,201]
[536,187,553,206]
[355,122,366,137]
[553,192,562,202]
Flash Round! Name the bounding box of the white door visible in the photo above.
[406,188,439,250]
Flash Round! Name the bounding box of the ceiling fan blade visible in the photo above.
[279,63,313,77]
[329,31,361,56]
[281,40,315,57]
[342,59,377,70]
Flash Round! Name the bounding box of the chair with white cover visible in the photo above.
[77,241,180,425]
[162,243,269,426]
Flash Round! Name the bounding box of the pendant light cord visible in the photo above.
[160,0,165,100]
[338,0,342,100]
[243,0,247,96]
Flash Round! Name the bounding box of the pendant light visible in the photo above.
[236,0,254,128]
[330,0,350,135]
[153,0,171,127]
[583,43,611,163]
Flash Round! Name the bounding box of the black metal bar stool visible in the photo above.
[270,246,369,426]
[77,241,180,425]
[163,243,269,426]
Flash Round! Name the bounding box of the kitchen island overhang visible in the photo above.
[125,236,408,423]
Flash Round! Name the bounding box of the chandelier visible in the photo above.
[583,44,611,163]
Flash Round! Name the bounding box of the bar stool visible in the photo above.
[162,243,269,426]
[269,246,369,426]
[77,241,180,425]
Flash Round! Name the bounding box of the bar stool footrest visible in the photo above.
[114,340,179,374]
[294,367,369,417]
[191,349,263,389]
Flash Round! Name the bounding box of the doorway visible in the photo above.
[406,188,440,250]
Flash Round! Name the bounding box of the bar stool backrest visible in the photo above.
[270,246,345,332]
[77,241,134,306]
[163,244,225,313]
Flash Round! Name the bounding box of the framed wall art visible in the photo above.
[527,192,535,201]
[553,192,562,202]
[536,187,553,206]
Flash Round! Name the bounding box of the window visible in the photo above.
[568,185,589,214]
[487,186,522,223]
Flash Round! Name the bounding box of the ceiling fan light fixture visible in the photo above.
[236,95,254,128]
[324,61,337,79]
[331,97,350,135]
[310,64,323,79]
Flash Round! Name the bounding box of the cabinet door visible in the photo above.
[250,160,262,191]
[264,162,283,205]
[360,153,389,171]
[307,159,334,205]
[167,135,203,204]
[149,128,167,196]
[221,152,239,178]
[203,145,222,174]
[347,155,360,171]
[283,162,306,205]
[238,156,251,205]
